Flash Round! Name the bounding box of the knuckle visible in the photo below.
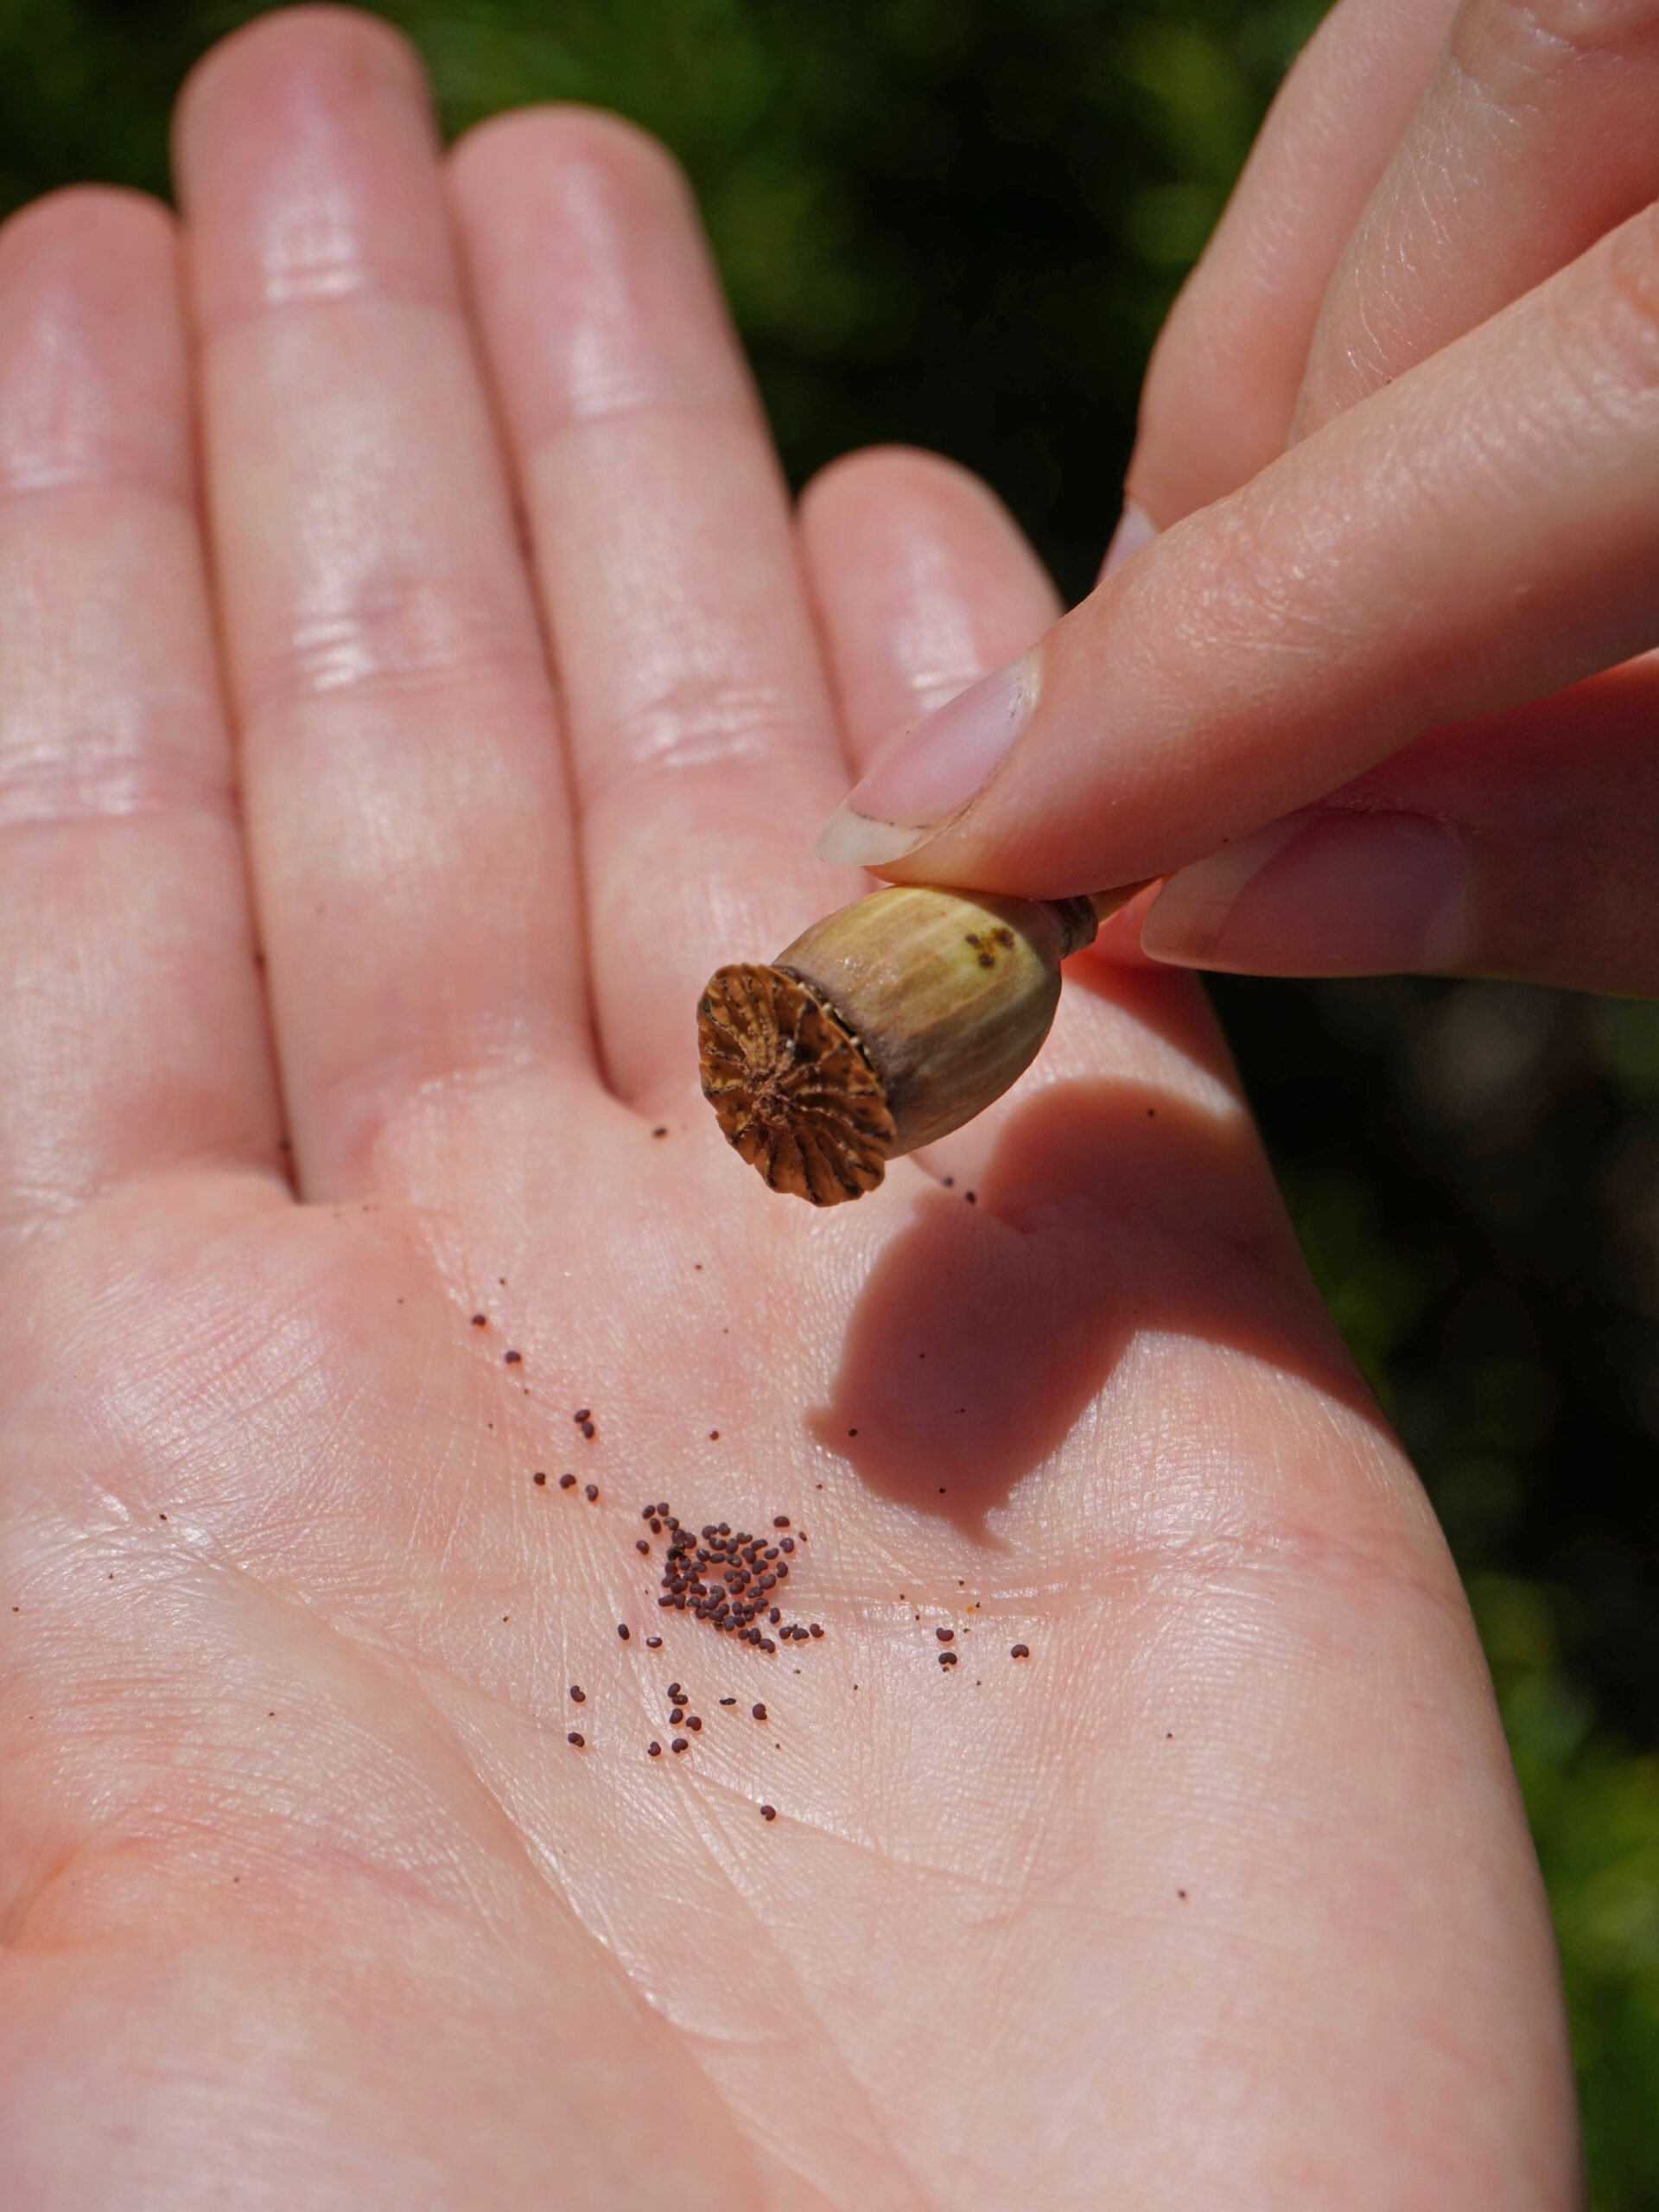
[1447,0,1659,109]
[1564,202,1659,409]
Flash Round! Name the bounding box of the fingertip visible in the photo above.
[0,187,190,504]
[175,5,453,332]
[448,101,747,453]
[175,6,433,190]
[450,102,695,222]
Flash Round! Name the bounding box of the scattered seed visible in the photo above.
[574,1409,591,1423]
[936,1627,955,1643]
[965,1192,976,1205]
[584,1484,599,1502]
[532,1471,547,1486]
[504,1349,522,1364]
[687,1716,702,1732]
[719,1697,736,1706]
[652,1126,668,1138]
[760,1805,777,1821]
[810,1624,823,1638]
[471,1313,487,1326]
[646,1636,662,1649]
[648,1741,662,1757]
[618,1624,630,1640]
[671,1707,684,1724]
[636,1539,651,1554]
[668,1682,683,1700]
[752,1703,767,1722]
[939,1651,958,1668]
[1011,1644,1030,1659]
[579,1421,595,1440]
[772,1516,790,1529]
[569,1686,586,1704]
[709,1430,720,1440]
[671,1738,689,1754]
[559,1473,576,1490]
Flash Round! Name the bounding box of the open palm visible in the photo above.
[0,12,1578,2206]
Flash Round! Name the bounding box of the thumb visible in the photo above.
[814,203,1659,905]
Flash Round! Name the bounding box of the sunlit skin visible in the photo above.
[843,0,1659,994]
[0,10,1579,2206]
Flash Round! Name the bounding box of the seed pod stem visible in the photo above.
[698,881,1146,1205]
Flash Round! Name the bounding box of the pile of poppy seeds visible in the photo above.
[642,1500,824,1651]
[523,1401,1039,1815]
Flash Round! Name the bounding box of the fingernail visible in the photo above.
[1141,811,1468,974]
[1100,499,1156,578]
[815,652,1040,868]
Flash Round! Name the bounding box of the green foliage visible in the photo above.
[3,0,1656,2183]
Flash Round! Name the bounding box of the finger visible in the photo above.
[816,202,1659,902]
[176,10,588,1200]
[448,110,857,1105]
[1141,660,1659,993]
[1123,0,1458,532]
[1300,0,1659,435]
[798,444,1059,770]
[0,189,281,1240]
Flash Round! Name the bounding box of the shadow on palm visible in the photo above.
[816,1001,1376,1536]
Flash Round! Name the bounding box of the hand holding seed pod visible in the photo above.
[697,882,1142,1204]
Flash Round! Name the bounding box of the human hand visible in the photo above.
[0,9,1577,2205]
[815,0,1659,996]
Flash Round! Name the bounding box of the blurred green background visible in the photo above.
[3,0,1656,2193]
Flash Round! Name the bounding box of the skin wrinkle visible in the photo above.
[463,1688,937,2212]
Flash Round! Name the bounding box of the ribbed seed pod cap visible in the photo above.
[698,885,1098,1204]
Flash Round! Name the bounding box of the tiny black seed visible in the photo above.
[618,1624,630,1640]
[648,1741,661,1756]
[720,1697,736,1706]
[569,1686,585,1703]
[687,1716,702,1732]
[1011,1644,1030,1659]
[939,1651,958,1668]
[585,1484,599,1501]
[532,1471,547,1486]
[637,1539,651,1554]
[559,1474,576,1490]
[645,1637,662,1649]
[574,1409,591,1423]
[471,1313,487,1326]
[671,1738,688,1753]
[760,1805,777,1821]
[752,1703,767,1721]
[568,1732,585,1746]
[936,1628,955,1643]
[504,1349,522,1364]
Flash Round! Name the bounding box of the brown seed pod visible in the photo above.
[698,884,1140,1204]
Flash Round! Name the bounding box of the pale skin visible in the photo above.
[0,9,1580,2207]
[833,0,1659,995]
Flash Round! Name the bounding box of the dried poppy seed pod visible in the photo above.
[698,882,1141,1205]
